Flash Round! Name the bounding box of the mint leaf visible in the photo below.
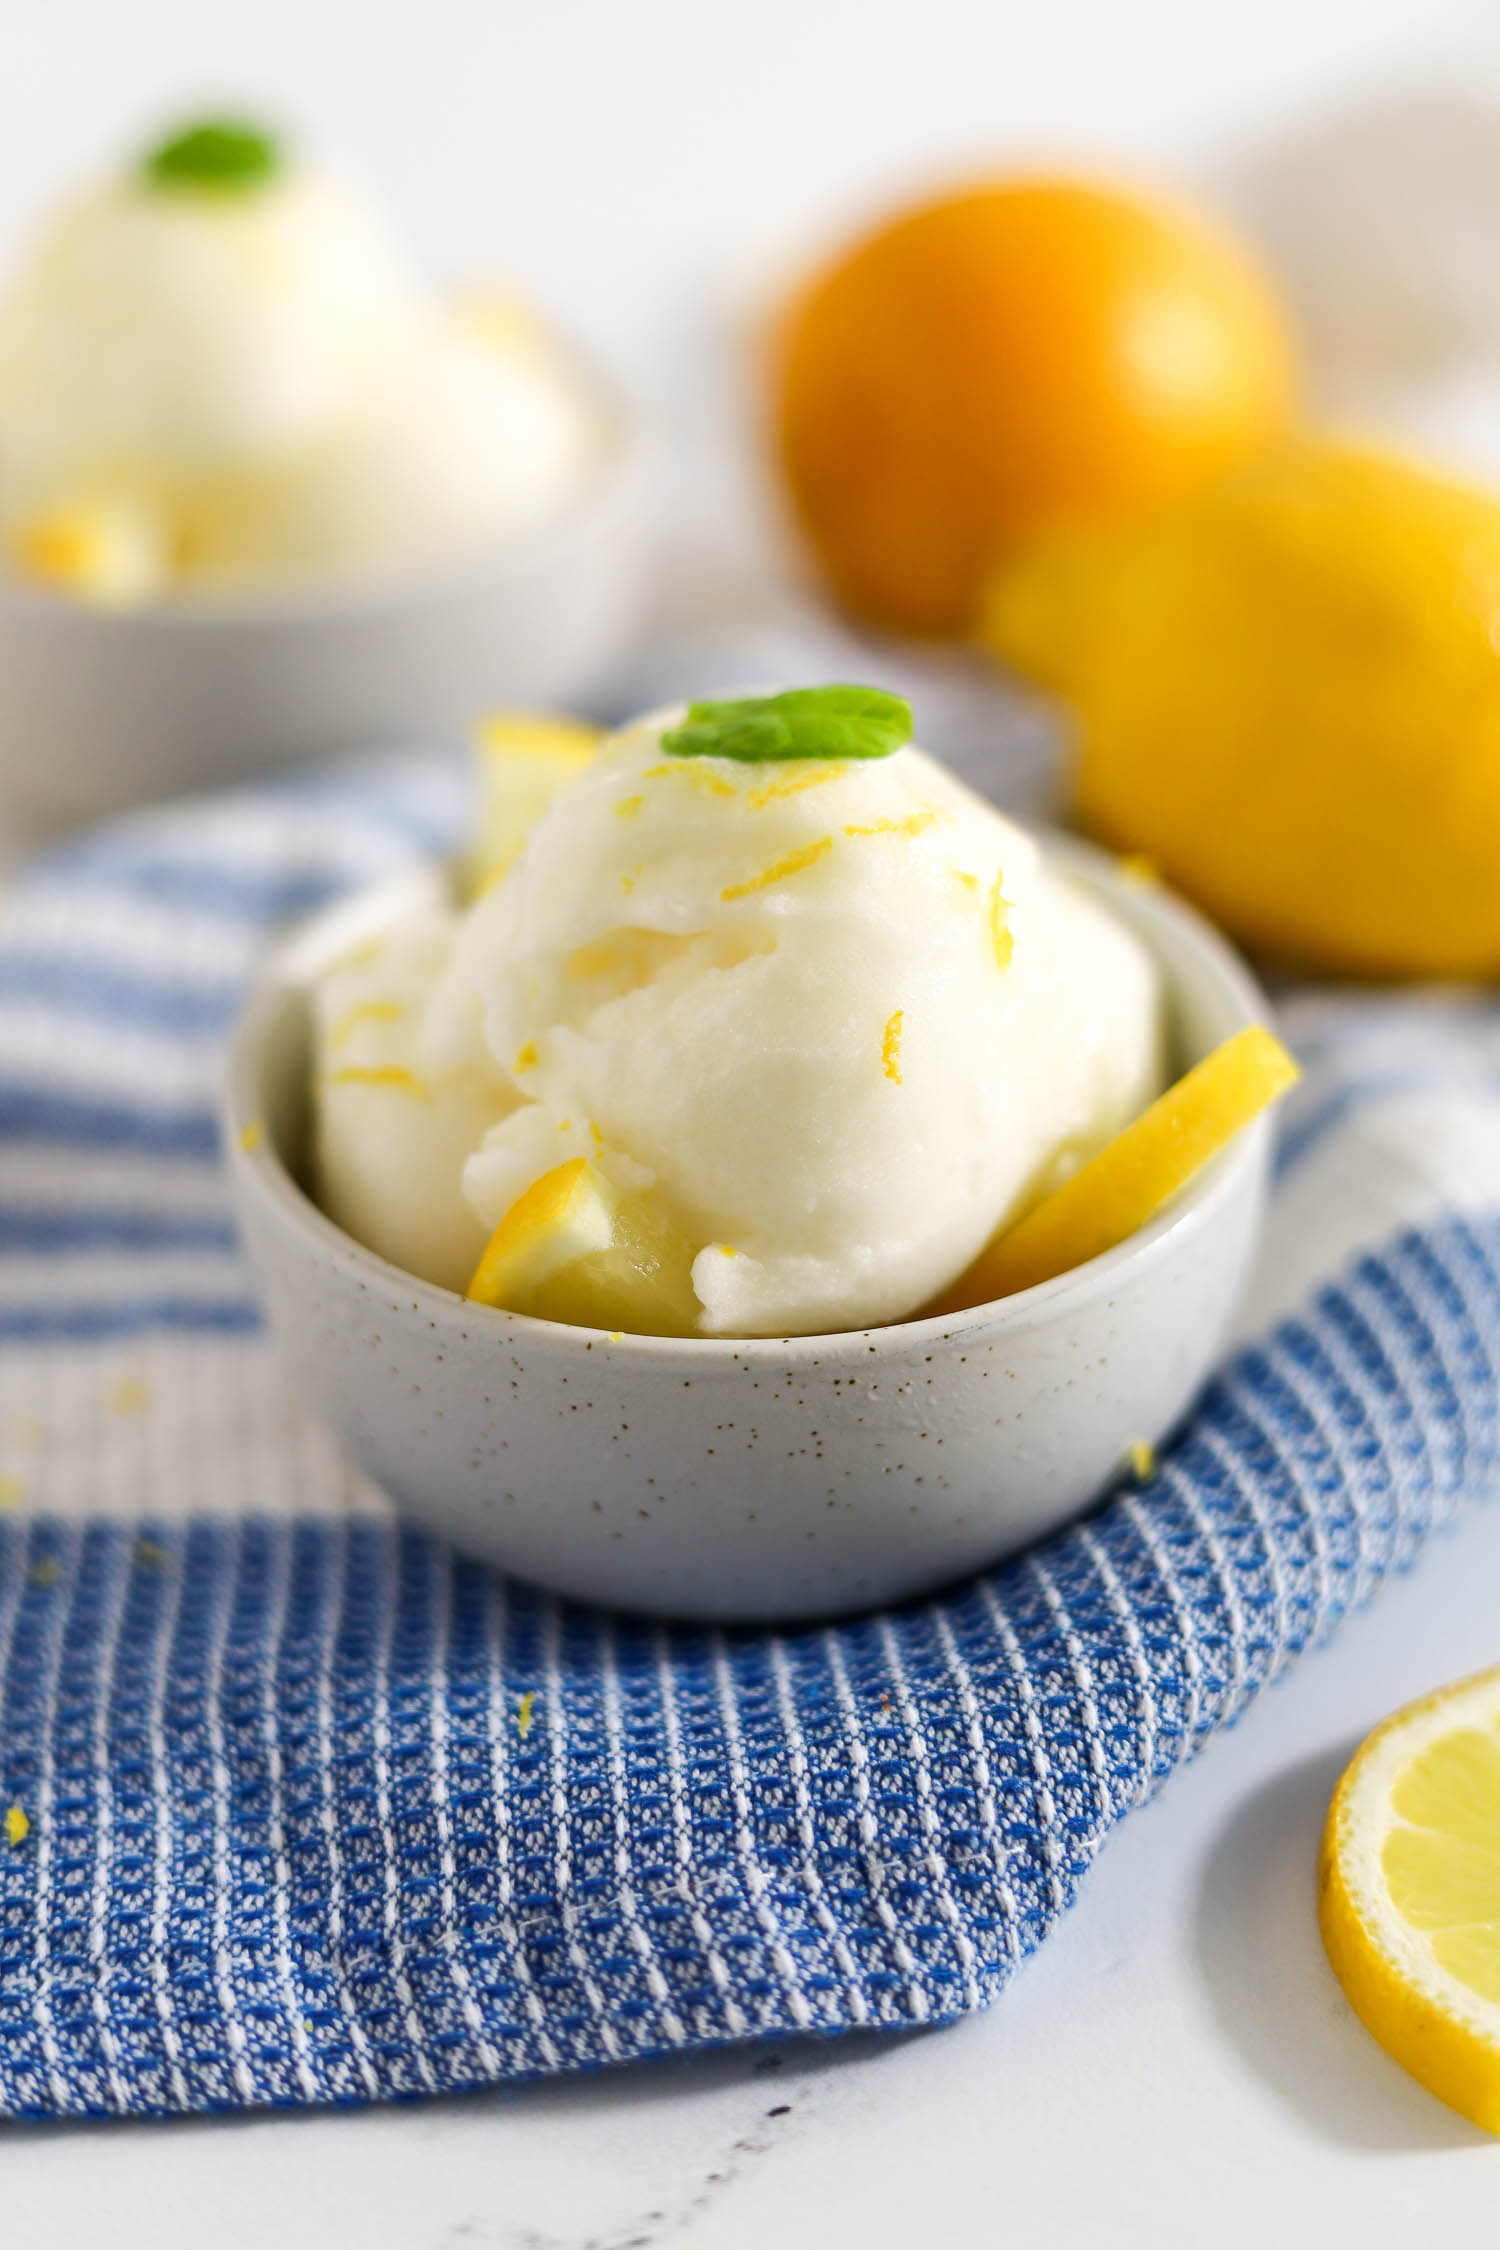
[661,686,912,765]
[142,118,281,193]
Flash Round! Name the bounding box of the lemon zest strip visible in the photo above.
[990,876,1015,969]
[329,999,403,1047]
[882,1009,904,1084]
[327,1065,428,1096]
[644,762,737,798]
[746,768,842,808]
[843,810,942,841]
[722,836,833,902]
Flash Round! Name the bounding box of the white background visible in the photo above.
[4,0,1496,386]
[7,1,1500,2242]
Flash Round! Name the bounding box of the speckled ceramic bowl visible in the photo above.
[0,383,650,837]
[224,837,1273,1621]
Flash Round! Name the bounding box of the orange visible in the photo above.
[773,175,1296,635]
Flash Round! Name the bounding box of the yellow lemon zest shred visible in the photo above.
[513,1041,538,1075]
[644,762,737,798]
[517,1690,536,1739]
[746,768,841,809]
[335,937,387,971]
[990,875,1015,969]
[5,1805,28,1849]
[843,809,942,841]
[606,1330,625,1343]
[0,1473,26,1509]
[615,794,644,819]
[329,999,403,1047]
[589,1122,604,1152]
[1127,1438,1157,1480]
[718,1243,738,1258]
[882,1009,905,1084]
[237,1119,265,1154]
[722,836,833,902]
[327,1064,428,1096]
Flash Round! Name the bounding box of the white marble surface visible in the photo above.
[6,1494,1500,2247]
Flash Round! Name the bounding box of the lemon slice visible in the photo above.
[926,1023,1299,1313]
[1320,1665,1500,2133]
[466,1157,700,1337]
[472,712,601,889]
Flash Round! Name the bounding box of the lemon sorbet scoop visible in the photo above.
[312,690,1163,1337]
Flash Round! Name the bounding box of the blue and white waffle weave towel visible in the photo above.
[2,746,1500,2119]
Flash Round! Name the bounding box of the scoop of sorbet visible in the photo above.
[358,707,1164,1336]
[0,136,596,599]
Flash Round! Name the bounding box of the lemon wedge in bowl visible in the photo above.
[465,1156,700,1337]
[925,1024,1298,1314]
[472,711,600,889]
[1320,1664,1500,2133]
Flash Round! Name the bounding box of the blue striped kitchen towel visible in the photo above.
[2,746,1499,2118]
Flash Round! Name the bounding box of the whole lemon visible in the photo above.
[983,442,1500,979]
[773,175,1296,636]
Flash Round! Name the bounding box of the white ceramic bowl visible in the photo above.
[225,836,1273,1621]
[0,402,652,836]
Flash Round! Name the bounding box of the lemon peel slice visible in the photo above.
[925,1023,1298,1313]
[466,1158,700,1337]
[472,712,601,889]
[1320,1664,1500,2133]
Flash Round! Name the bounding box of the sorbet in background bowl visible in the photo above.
[0,116,649,828]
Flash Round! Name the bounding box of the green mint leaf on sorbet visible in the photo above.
[142,118,282,193]
[661,685,913,764]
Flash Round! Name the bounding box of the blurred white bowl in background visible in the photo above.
[0,393,653,836]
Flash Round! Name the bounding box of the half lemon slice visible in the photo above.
[465,1158,700,1338]
[925,1023,1298,1314]
[472,712,601,889]
[1320,1664,1500,2133]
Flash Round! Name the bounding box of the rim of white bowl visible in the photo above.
[0,356,648,632]
[224,830,1275,1361]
